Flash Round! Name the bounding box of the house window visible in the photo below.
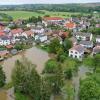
[75,55,77,58]
[71,51,73,53]
[70,54,73,57]
[75,52,77,54]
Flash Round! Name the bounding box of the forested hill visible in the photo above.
[0,3,100,13]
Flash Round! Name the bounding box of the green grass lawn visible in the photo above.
[0,10,87,20]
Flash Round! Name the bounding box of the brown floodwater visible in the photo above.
[0,90,7,100]
[1,47,50,83]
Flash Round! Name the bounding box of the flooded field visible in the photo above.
[1,47,50,83]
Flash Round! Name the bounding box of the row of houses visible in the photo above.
[0,16,99,61]
[43,16,100,60]
[69,32,100,60]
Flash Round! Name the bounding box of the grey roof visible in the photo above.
[75,32,92,37]
[70,45,84,53]
[79,40,93,45]
[0,36,10,40]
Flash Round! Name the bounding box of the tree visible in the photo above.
[93,54,100,72]
[43,59,58,73]
[62,82,74,100]
[83,54,100,72]
[12,58,41,100]
[63,38,72,53]
[37,16,42,22]
[80,78,100,100]
[88,28,100,35]
[28,67,41,100]
[48,38,61,54]
[62,59,78,79]
[40,78,52,100]
[0,65,6,87]
[57,48,66,62]
[14,43,24,51]
[43,60,64,94]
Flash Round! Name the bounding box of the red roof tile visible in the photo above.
[6,45,13,49]
[11,28,23,34]
[65,22,76,29]
[44,17,64,21]
[24,30,34,36]
[0,31,5,36]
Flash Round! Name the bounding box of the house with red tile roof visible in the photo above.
[64,22,76,30]
[6,45,13,49]
[22,30,34,38]
[43,17,64,21]
[11,28,23,37]
[69,45,85,60]
[43,17,64,26]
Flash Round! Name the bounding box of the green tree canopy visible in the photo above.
[48,38,61,54]
[62,59,79,79]
[0,65,6,88]
[12,58,41,100]
[63,38,72,53]
[80,76,100,100]
[83,54,100,72]
[43,59,59,74]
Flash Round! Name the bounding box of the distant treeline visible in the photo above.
[0,3,100,13]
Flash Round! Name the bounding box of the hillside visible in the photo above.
[0,3,100,13]
[80,3,100,7]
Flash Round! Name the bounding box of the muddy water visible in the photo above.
[0,90,7,100]
[72,66,93,100]
[1,47,50,83]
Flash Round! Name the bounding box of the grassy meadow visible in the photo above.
[0,10,87,20]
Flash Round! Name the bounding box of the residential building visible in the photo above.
[35,34,47,42]
[96,35,100,43]
[0,36,11,46]
[64,22,76,30]
[74,32,93,41]
[11,28,23,38]
[32,27,44,34]
[69,45,85,60]
[79,40,93,48]
[93,46,100,55]
[22,30,34,38]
